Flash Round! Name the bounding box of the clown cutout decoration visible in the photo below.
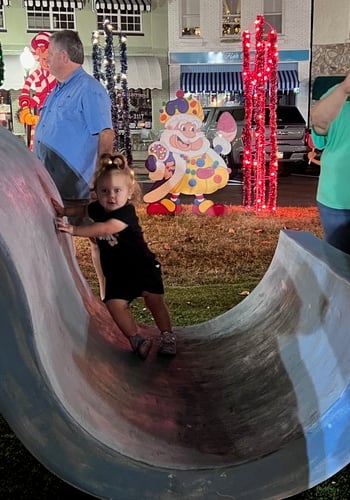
[143,91,237,216]
[18,32,56,150]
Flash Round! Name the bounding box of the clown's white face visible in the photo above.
[160,117,210,157]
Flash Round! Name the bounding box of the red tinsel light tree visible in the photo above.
[0,42,4,87]
[242,15,279,213]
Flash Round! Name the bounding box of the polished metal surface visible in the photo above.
[1,127,350,499]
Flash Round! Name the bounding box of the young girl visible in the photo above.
[55,152,176,360]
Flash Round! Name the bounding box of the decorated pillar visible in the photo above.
[118,33,132,166]
[102,20,119,151]
[93,21,132,164]
[242,15,279,213]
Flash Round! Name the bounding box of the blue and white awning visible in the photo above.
[278,70,299,91]
[181,69,299,93]
[181,71,243,93]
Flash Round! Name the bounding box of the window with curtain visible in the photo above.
[264,0,282,34]
[181,0,200,37]
[26,4,76,30]
[222,0,241,37]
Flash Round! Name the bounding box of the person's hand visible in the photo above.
[164,161,175,179]
[51,198,65,217]
[18,107,39,126]
[55,217,74,235]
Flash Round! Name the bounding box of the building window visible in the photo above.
[96,8,142,33]
[222,0,241,37]
[0,7,4,29]
[264,0,282,34]
[26,4,76,31]
[181,0,200,37]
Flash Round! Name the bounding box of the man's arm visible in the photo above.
[310,72,350,135]
[98,128,115,156]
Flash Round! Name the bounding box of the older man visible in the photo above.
[34,30,114,297]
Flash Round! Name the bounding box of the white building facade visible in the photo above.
[168,0,312,121]
[311,0,350,101]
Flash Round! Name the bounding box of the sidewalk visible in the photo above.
[131,157,148,181]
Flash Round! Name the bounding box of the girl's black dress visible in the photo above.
[88,201,164,302]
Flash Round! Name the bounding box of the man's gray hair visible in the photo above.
[50,30,84,65]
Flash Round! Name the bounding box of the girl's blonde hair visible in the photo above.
[92,152,142,204]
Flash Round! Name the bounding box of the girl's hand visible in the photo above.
[51,198,66,217]
[55,217,74,235]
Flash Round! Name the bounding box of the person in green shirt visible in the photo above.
[311,72,350,254]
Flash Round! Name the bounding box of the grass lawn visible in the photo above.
[1,205,349,498]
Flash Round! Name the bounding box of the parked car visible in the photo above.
[202,105,310,176]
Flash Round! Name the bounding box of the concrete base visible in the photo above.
[0,127,350,499]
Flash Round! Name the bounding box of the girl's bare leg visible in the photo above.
[142,292,172,332]
[143,292,176,355]
[106,298,139,338]
[89,240,106,300]
[106,298,152,359]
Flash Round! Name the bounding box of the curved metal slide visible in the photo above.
[1,127,350,499]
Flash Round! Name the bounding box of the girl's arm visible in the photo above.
[55,217,127,238]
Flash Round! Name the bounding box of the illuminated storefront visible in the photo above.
[170,50,307,109]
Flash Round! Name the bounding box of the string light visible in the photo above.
[118,31,133,166]
[241,14,279,213]
[267,28,279,211]
[102,18,119,152]
[242,29,253,207]
[91,31,105,83]
[92,21,132,164]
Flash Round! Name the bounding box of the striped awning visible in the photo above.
[94,0,151,11]
[181,70,299,93]
[181,71,243,93]
[23,0,85,7]
[278,70,299,91]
